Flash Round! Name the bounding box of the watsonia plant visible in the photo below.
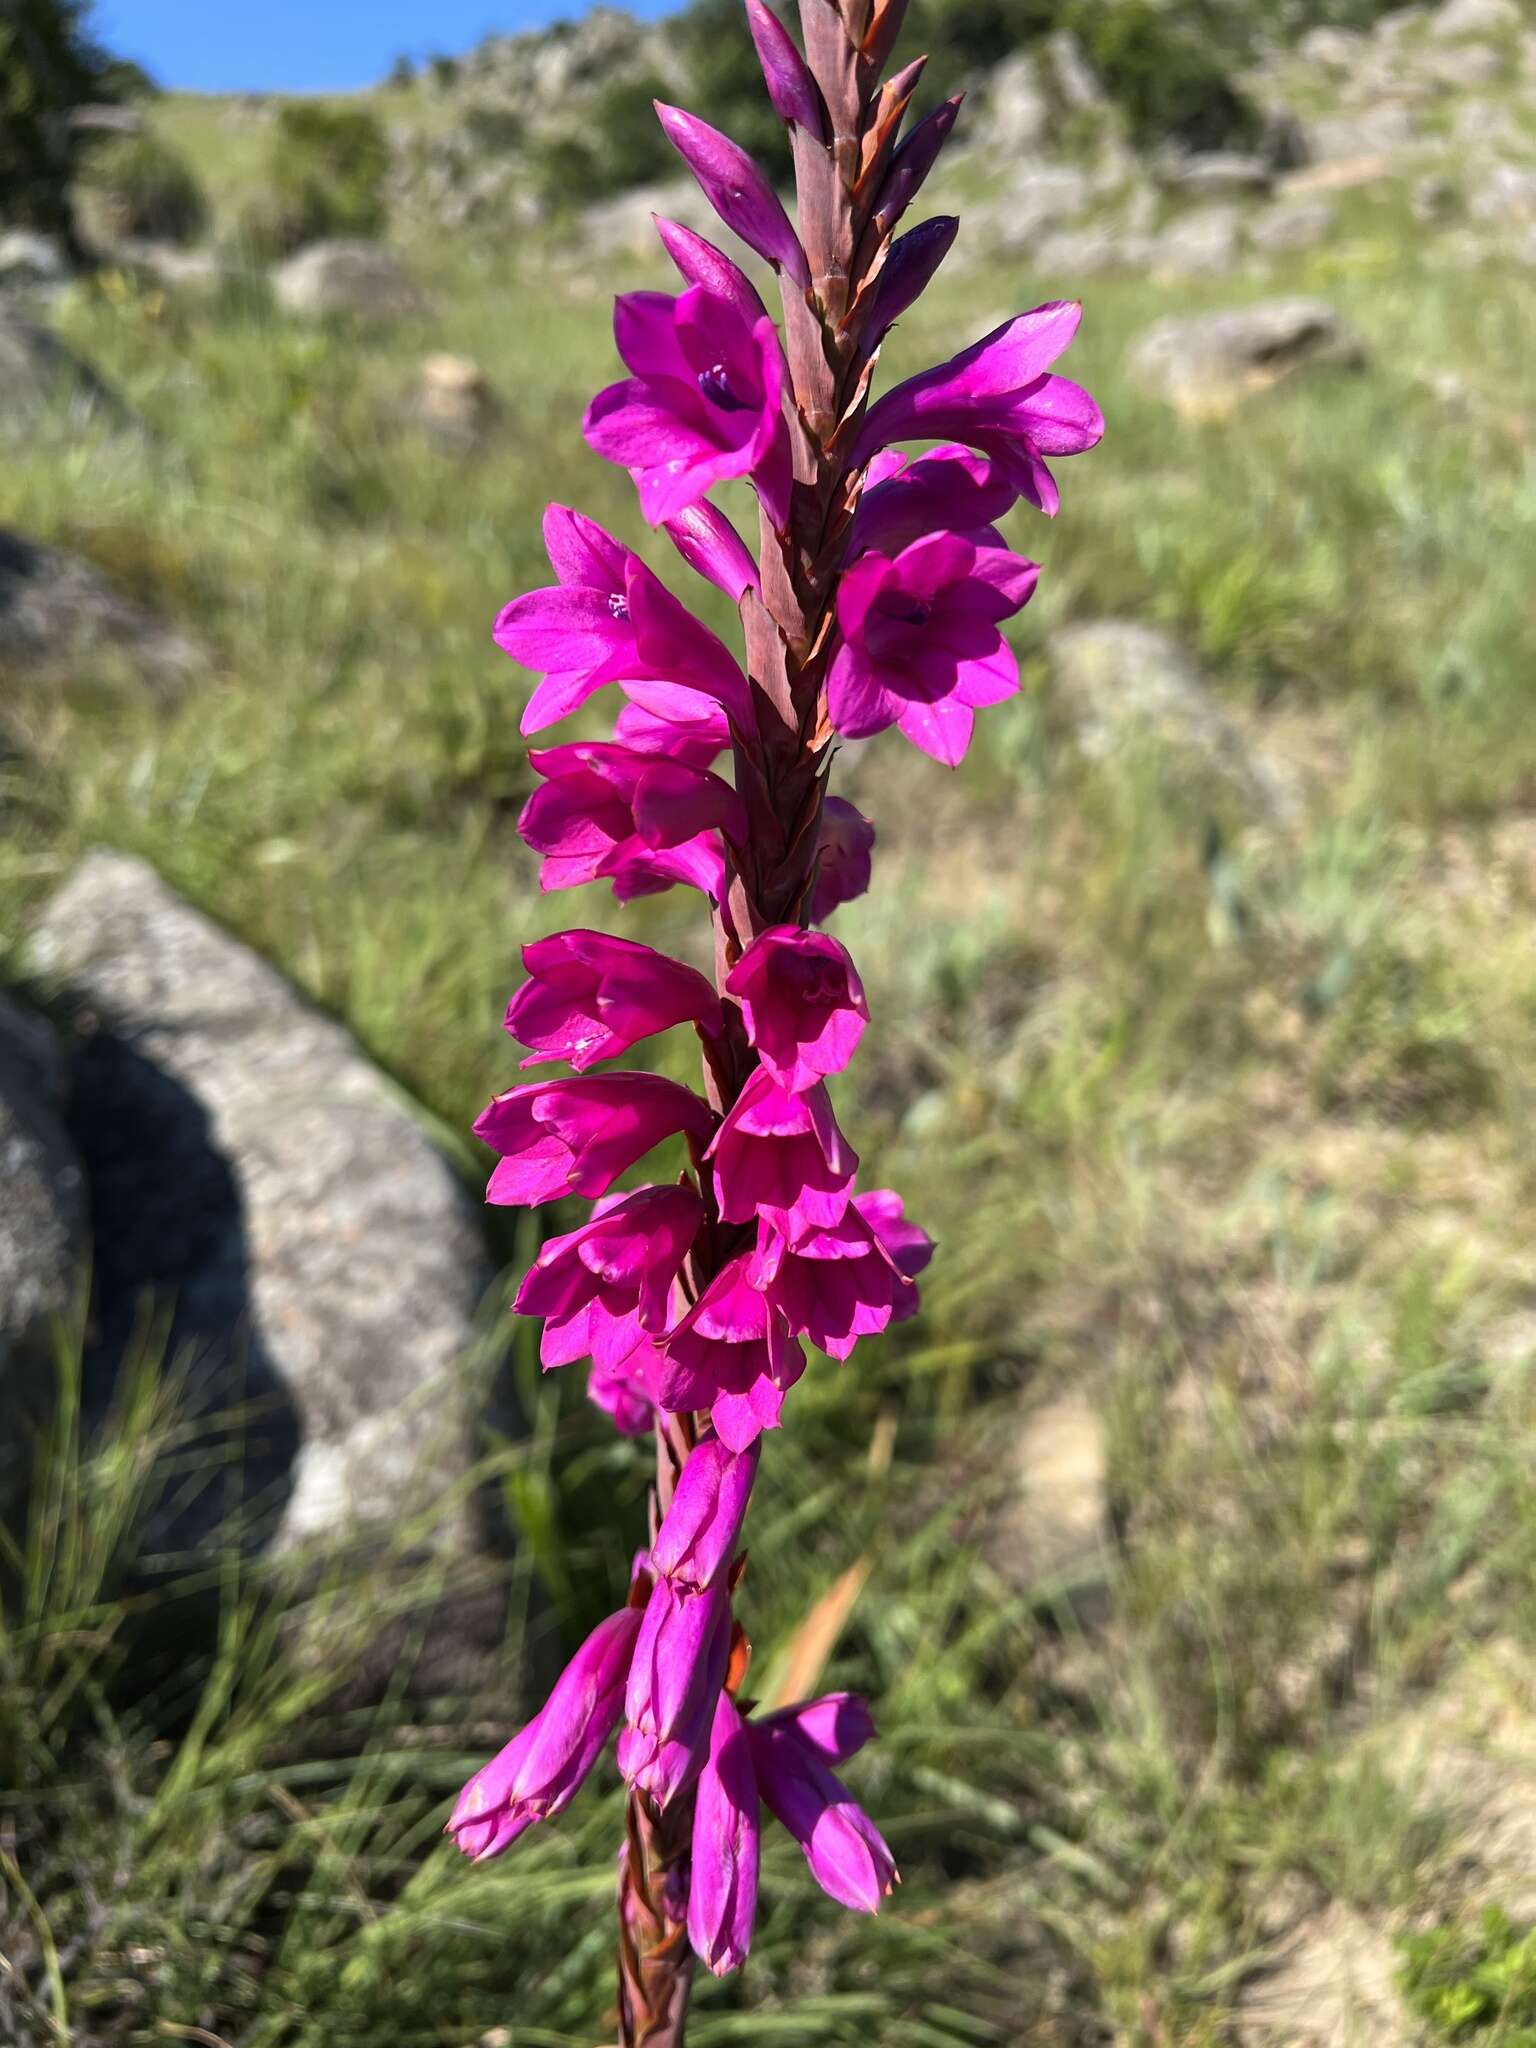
[447,0,1102,2036]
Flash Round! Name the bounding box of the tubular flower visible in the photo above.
[474,1074,715,1207]
[461,2,1098,2029]
[506,930,723,1073]
[726,925,869,1092]
[519,740,742,900]
[584,285,791,528]
[447,1598,643,1859]
[851,301,1104,516]
[826,530,1041,766]
[658,1254,806,1452]
[514,1183,705,1364]
[709,1067,858,1241]
[495,504,754,736]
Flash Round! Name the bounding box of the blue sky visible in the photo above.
[96,0,673,95]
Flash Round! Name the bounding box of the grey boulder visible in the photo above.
[0,993,87,1513]
[0,529,200,689]
[1127,297,1366,417]
[0,315,136,439]
[27,852,496,1558]
[273,240,429,322]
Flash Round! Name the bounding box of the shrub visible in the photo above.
[529,71,677,207]
[1067,0,1260,151]
[80,130,208,243]
[0,0,118,247]
[245,102,390,256]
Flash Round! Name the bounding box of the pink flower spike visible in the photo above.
[850,302,1104,516]
[514,1183,705,1357]
[654,102,810,285]
[447,1602,642,1860]
[755,1691,876,1766]
[585,286,788,528]
[619,1572,733,1808]
[810,798,875,924]
[726,926,869,1092]
[826,530,1039,766]
[708,1067,858,1241]
[747,1719,898,1914]
[650,1435,759,1589]
[474,1074,715,1207]
[507,929,723,1072]
[688,1692,761,1976]
[658,1254,807,1452]
[519,740,742,901]
[745,0,824,135]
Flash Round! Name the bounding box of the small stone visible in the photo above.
[0,230,69,288]
[1152,203,1242,278]
[411,352,500,446]
[1303,100,1418,162]
[1237,1904,1406,2046]
[1127,298,1367,419]
[1297,25,1366,68]
[970,164,1093,256]
[273,240,429,322]
[1428,0,1518,37]
[0,529,200,690]
[1163,152,1273,198]
[1469,161,1536,223]
[0,316,136,440]
[0,992,87,1519]
[1250,199,1337,252]
[981,50,1051,156]
[992,1392,1110,1602]
[1052,620,1300,822]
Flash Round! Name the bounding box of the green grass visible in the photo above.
[5,71,1536,2045]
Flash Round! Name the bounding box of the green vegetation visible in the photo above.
[6,39,1536,2048]
[0,0,123,247]
[239,103,391,257]
[78,128,209,243]
[1399,1909,1536,2041]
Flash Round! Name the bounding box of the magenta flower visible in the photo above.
[585,286,791,528]
[506,930,723,1073]
[852,301,1104,516]
[650,1435,759,1590]
[826,530,1040,766]
[748,1715,897,1914]
[474,1073,714,1207]
[663,498,760,602]
[688,1691,761,1977]
[654,102,810,285]
[588,1335,665,1436]
[686,1688,883,1975]
[658,1254,806,1452]
[618,1571,733,1807]
[852,444,1020,558]
[854,1187,934,1316]
[750,1203,912,1361]
[654,216,769,331]
[726,926,869,1092]
[756,1691,876,1765]
[494,504,753,736]
[810,797,875,924]
[519,741,742,900]
[448,1599,643,1860]
[709,1067,857,1241]
[514,1184,704,1366]
[613,681,731,768]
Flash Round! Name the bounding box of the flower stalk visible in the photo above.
[449,1,1101,2040]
